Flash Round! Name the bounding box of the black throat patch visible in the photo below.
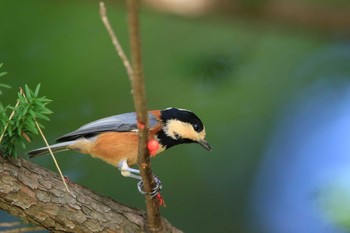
[156,130,194,150]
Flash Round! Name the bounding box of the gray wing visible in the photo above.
[56,112,159,142]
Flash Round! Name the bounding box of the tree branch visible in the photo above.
[126,0,162,232]
[100,2,162,231]
[0,155,181,233]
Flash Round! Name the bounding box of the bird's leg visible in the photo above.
[117,159,162,198]
[117,159,141,179]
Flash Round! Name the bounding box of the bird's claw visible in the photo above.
[137,175,162,198]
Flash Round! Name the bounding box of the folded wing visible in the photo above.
[56,112,159,142]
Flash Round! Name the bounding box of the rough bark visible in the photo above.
[0,155,182,233]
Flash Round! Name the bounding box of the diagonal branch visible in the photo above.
[0,155,181,233]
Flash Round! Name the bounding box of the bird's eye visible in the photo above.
[193,123,200,132]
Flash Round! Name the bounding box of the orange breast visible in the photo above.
[90,132,139,166]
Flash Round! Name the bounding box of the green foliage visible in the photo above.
[0,83,52,158]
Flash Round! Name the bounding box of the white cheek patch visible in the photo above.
[164,119,205,141]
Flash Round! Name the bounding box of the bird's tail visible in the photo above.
[26,141,73,158]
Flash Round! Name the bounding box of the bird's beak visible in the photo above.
[198,139,211,151]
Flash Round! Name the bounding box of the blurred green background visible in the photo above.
[1,0,350,232]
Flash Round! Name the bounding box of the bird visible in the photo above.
[27,107,211,182]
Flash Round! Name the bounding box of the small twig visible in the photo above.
[99,2,134,80]
[19,87,71,194]
[34,121,71,194]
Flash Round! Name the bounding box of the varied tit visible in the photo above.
[27,107,211,180]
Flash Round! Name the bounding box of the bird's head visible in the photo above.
[158,107,211,151]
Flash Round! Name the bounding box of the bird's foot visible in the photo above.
[137,175,162,198]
